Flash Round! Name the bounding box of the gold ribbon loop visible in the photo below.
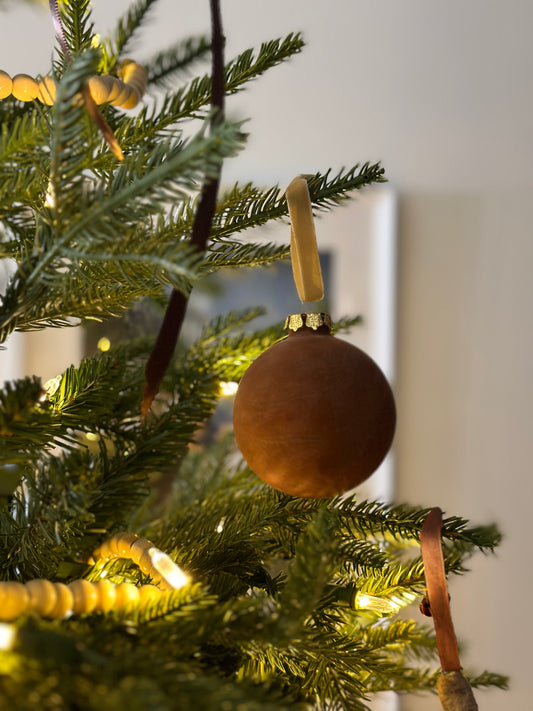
[285,175,324,303]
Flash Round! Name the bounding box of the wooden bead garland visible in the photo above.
[0,60,147,109]
[0,532,189,622]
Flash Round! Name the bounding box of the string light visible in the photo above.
[148,549,190,590]
[353,592,401,615]
[353,590,418,615]
[0,623,16,651]
[219,381,238,397]
[97,337,111,352]
[43,375,62,398]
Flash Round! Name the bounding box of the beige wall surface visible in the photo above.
[1,1,532,709]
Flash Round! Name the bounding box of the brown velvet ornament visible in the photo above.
[232,314,396,498]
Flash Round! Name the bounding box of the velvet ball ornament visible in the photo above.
[232,313,396,498]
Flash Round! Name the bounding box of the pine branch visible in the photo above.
[0,279,163,338]
[0,377,55,467]
[274,507,339,640]
[209,164,385,243]
[114,33,304,148]
[56,0,95,59]
[202,239,289,273]
[105,0,160,68]
[0,120,244,340]
[0,112,49,212]
[146,36,212,87]
[336,498,501,551]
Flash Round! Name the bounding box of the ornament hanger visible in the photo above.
[421,508,479,711]
[285,175,324,304]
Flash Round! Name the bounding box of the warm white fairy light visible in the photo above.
[216,517,226,533]
[148,548,190,589]
[354,590,418,614]
[43,375,62,399]
[0,623,16,651]
[218,381,239,397]
[97,337,111,352]
[353,592,401,614]
[44,182,56,209]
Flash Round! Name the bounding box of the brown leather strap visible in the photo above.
[420,507,461,672]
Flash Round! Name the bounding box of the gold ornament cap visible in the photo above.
[284,312,332,333]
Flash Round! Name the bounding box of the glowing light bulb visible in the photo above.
[97,337,111,352]
[44,375,62,398]
[148,548,190,589]
[218,381,239,397]
[353,592,401,614]
[0,623,16,651]
[44,182,56,208]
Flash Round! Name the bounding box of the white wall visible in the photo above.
[1,1,532,708]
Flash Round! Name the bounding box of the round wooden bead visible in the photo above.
[104,77,124,104]
[37,76,56,105]
[114,583,140,610]
[138,584,161,607]
[116,532,138,557]
[120,60,147,96]
[233,315,396,498]
[26,579,58,617]
[110,81,132,108]
[120,87,141,110]
[138,548,157,577]
[93,579,117,613]
[0,70,13,100]
[0,582,29,621]
[12,74,39,101]
[130,538,153,564]
[87,75,112,105]
[47,583,74,619]
[68,579,99,614]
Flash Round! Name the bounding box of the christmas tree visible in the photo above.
[0,1,507,709]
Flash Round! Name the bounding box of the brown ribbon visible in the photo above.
[141,0,225,416]
[420,507,478,710]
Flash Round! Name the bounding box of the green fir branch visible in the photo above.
[274,507,340,640]
[57,0,95,59]
[202,239,290,272]
[209,164,385,243]
[115,33,304,147]
[0,377,55,468]
[146,36,212,87]
[105,0,160,68]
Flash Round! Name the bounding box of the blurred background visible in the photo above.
[1,1,532,709]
